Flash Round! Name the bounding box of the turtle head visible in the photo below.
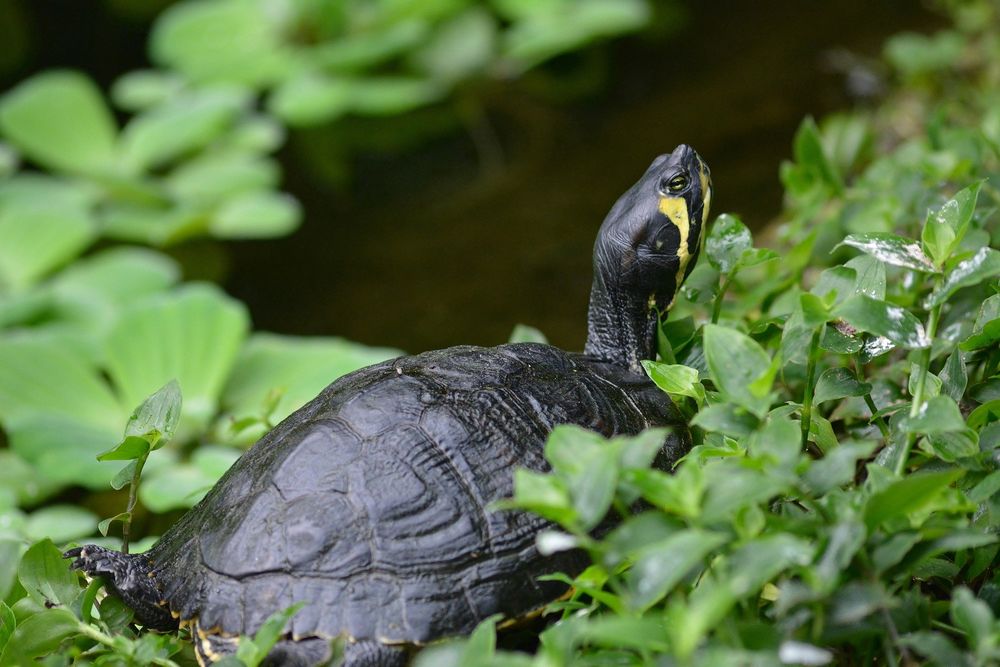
[586,145,712,369]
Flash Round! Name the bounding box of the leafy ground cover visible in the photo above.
[2,0,1000,665]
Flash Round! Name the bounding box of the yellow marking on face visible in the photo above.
[658,195,692,308]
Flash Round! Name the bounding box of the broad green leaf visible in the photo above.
[833,295,929,349]
[690,402,758,438]
[150,0,293,87]
[951,587,994,651]
[625,529,726,611]
[123,379,183,447]
[706,214,752,274]
[726,534,814,595]
[508,324,548,344]
[18,540,79,608]
[885,30,964,76]
[0,540,25,600]
[791,116,843,193]
[0,205,95,292]
[703,324,773,417]
[813,367,872,404]
[138,449,238,513]
[110,69,183,112]
[575,616,669,652]
[898,631,967,667]
[8,414,119,490]
[222,333,398,427]
[0,601,13,656]
[961,294,1000,351]
[938,348,968,402]
[864,470,964,529]
[701,462,783,523]
[544,426,618,530]
[931,181,982,235]
[926,247,1000,308]
[411,8,497,82]
[922,429,979,462]
[105,284,249,433]
[747,416,800,466]
[0,71,117,175]
[245,603,305,665]
[0,336,122,430]
[836,233,937,272]
[97,435,150,462]
[625,464,703,518]
[111,460,138,490]
[267,73,352,127]
[810,266,855,305]
[502,0,649,69]
[799,292,832,327]
[899,395,967,435]
[120,88,245,171]
[509,469,574,527]
[642,361,705,405]
[166,150,279,202]
[347,77,443,116]
[24,506,96,543]
[845,255,886,300]
[314,21,428,71]
[51,247,180,306]
[0,607,78,664]
[210,191,301,239]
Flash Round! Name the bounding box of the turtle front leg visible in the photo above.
[64,545,178,632]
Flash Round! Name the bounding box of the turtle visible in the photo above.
[66,144,712,667]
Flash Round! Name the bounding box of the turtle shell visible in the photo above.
[147,342,688,644]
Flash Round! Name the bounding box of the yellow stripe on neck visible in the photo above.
[658,195,691,307]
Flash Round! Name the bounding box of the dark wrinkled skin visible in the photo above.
[67,145,711,666]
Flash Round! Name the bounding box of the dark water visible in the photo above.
[2,0,939,355]
[223,0,939,355]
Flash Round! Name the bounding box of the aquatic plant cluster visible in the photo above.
[1,0,999,664]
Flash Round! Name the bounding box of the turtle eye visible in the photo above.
[660,174,689,195]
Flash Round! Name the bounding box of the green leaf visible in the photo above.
[96,435,150,462]
[236,603,305,667]
[799,292,832,327]
[690,402,758,438]
[703,324,773,417]
[24,506,96,543]
[0,602,13,656]
[625,529,726,611]
[791,116,843,193]
[508,324,548,344]
[0,71,117,175]
[899,395,967,435]
[0,204,95,292]
[836,233,937,272]
[411,8,497,82]
[166,150,279,203]
[150,0,293,87]
[124,379,183,447]
[939,348,968,403]
[727,534,814,595]
[961,294,1000,351]
[105,284,249,433]
[810,266,856,305]
[8,415,120,490]
[625,463,703,518]
[111,69,183,112]
[97,512,131,537]
[120,88,245,171]
[139,464,214,513]
[864,470,964,529]
[18,539,79,608]
[706,214,752,274]
[814,367,872,404]
[926,247,1000,308]
[346,77,443,116]
[642,361,705,405]
[899,631,967,667]
[0,540,25,600]
[833,295,929,349]
[222,333,398,427]
[951,587,994,651]
[747,416,801,466]
[267,73,352,127]
[0,607,78,664]
[544,426,618,530]
[845,255,886,300]
[509,469,574,527]
[210,191,301,239]
[923,429,980,462]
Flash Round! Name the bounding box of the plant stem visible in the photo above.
[893,303,942,476]
[122,452,149,555]
[75,621,179,667]
[711,272,735,324]
[800,328,823,450]
[854,357,891,441]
